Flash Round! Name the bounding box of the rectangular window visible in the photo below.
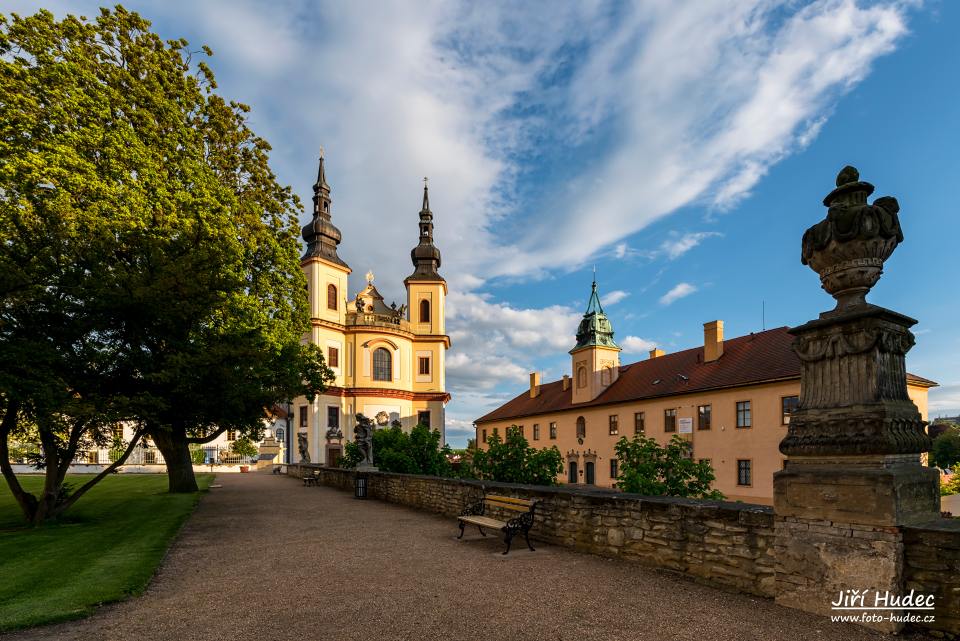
[549,422,557,439]
[418,356,430,375]
[737,459,752,486]
[493,427,499,437]
[533,424,540,440]
[697,404,711,430]
[327,406,339,429]
[111,424,124,441]
[328,346,339,368]
[417,410,431,428]
[782,395,799,425]
[736,401,752,428]
[226,430,236,441]
[610,458,618,479]
[299,405,308,428]
[518,425,524,438]
[608,414,619,435]
[664,408,677,433]
[634,412,645,435]
[482,428,487,443]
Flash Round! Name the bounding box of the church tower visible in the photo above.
[300,150,350,369]
[570,279,621,404]
[405,179,446,336]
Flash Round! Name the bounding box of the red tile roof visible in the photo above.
[475,326,936,425]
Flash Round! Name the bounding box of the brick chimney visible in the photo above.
[649,348,665,359]
[529,372,541,398]
[704,320,724,362]
[562,374,570,391]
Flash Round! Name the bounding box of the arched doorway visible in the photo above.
[568,460,578,484]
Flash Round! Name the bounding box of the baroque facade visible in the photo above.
[292,153,450,466]
[474,280,935,503]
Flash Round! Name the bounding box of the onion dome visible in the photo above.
[570,279,620,352]
[302,149,349,268]
[406,178,443,281]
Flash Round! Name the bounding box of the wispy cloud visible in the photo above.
[659,282,698,306]
[601,290,629,306]
[660,232,723,260]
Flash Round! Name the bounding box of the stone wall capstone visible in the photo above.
[289,463,775,597]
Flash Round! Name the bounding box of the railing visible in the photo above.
[70,446,259,466]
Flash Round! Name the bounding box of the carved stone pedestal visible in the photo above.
[774,168,939,634]
[774,307,939,633]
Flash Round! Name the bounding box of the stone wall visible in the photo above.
[289,464,776,597]
[904,519,960,636]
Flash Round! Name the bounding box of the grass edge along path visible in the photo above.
[0,473,214,632]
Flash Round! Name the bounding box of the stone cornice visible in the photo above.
[323,386,451,403]
[301,255,353,274]
[310,318,451,347]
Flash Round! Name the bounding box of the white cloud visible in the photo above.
[621,336,657,354]
[601,290,629,306]
[660,232,722,260]
[659,282,698,306]
[23,0,906,294]
[496,0,910,275]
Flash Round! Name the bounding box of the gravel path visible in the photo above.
[6,472,934,641]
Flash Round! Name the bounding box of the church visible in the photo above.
[292,153,450,466]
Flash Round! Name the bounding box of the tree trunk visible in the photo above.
[150,422,198,493]
[0,400,39,523]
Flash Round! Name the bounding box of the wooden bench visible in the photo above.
[302,470,320,486]
[457,493,537,555]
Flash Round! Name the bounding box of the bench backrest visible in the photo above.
[484,494,534,513]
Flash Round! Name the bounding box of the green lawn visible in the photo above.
[0,473,213,631]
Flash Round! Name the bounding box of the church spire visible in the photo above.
[302,148,348,268]
[571,278,619,353]
[407,177,443,282]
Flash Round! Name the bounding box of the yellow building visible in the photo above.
[474,280,936,503]
[293,154,450,466]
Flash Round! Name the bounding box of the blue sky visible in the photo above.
[13,1,960,446]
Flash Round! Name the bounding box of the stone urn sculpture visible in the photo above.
[801,165,903,313]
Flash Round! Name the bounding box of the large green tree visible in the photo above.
[471,427,563,486]
[0,6,329,508]
[930,424,960,470]
[613,434,724,500]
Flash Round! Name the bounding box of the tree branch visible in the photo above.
[54,427,145,516]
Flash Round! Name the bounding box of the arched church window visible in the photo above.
[576,416,586,439]
[327,284,337,310]
[419,299,430,323]
[373,347,392,382]
[577,366,586,388]
[601,366,611,386]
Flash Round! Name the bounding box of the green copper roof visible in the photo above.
[570,280,619,353]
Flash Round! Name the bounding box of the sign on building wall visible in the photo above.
[678,417,693,434]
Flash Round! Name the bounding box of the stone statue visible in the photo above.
[355,298,363,314]
[800,165,903,313]
[353,413,376,469]
[297,432,310,464]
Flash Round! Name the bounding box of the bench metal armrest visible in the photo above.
[459,499,485,518]
[504,500,537,534]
